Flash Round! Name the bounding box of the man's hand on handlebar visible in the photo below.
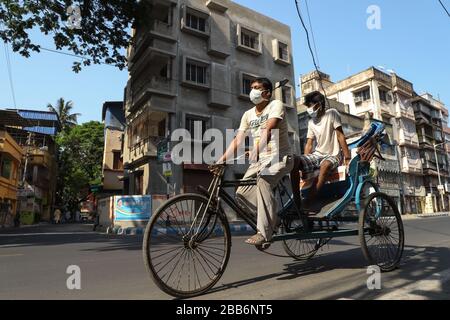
[208,162,225,176]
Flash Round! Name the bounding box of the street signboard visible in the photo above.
[113,195,152,222]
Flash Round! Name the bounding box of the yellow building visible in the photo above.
[0,127,24,227]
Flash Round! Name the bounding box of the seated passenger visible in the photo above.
[291,91,351,211]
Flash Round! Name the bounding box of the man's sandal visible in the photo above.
[245,233,268,246]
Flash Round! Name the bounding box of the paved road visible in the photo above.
[1,217,449,300]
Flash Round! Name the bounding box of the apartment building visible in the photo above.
[123,0,300,196]
[101,102,125,197]
[411,94,449,212]
[0,112,26,227]
[300,68,411,211]
[2,109,60,222]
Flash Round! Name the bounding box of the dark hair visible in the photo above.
[304,91,325,108]
[251,78,273,95]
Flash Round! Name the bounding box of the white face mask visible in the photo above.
[250,89,268,105]
[307,107,319,119]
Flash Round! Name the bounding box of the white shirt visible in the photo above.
[307,108,342,157]
[238,100,292,161]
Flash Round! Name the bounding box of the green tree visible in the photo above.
[0,0,152,72]
[56,121,104,211]
[47,98,81,131]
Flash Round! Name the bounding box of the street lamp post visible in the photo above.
[433,142,446,211]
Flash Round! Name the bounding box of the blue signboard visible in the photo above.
[113,195,152,221]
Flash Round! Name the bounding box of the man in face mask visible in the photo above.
[215,78,293,246]
[290,91,351,211]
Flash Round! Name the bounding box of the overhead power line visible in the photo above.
[3,42,17,108]
[304,0,320,68]
[438,0,450,17]
[294,0,330,108]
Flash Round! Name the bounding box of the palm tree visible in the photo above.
[47,98,81,131]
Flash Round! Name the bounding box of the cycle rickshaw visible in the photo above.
[142,120,405,298]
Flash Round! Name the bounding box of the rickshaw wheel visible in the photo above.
[143,194,231,298]
[359,192,404,272]
[281,216,324,260]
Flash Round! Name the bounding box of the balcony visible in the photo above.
[23,146,53,169]
[380,102,395,117]
[398,130,419,146]
[127,136,165,164]
[396,107,415,121]
[129,19,176,61]
[130,75,176,110]
[401,156,422,174]
[418,135,433,146]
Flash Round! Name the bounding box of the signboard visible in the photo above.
[157,138,171,162]
[163,162,172,177]
[113,195,151,222]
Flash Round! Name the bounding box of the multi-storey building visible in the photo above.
[123,0,300,196]
[300,68,411,212]
[411,94,449,212]
[101,102,126,197]
[0,111,26,227]
[4,109,60,222]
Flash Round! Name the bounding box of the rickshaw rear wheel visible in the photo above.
[359,192,404,272]
[281,216,325,260]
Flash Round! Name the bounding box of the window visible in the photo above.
[135,172,144,195]
[281,86,292,105]
[354,89,371,104]
[113,151,123,170]
[278,42,289,61]
[379,88,391,103]
[186,61,207,85]
[0,156,12,180]
[241,74,257,96]
[237,25,261,54]
[186,13,206,32]
[186,115,208,139]
[182,7,209,37]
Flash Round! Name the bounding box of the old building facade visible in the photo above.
[123,0,300,196]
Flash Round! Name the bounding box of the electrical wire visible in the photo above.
[438,0,450,17]
[3,42,17,108]
[294,0,330,108]
[305,0,320,68]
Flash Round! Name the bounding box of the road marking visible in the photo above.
[0,254,24,258]
[0,232,98,237]
[376,268,450,300]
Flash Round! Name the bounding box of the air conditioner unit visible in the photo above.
[354,96,363,103]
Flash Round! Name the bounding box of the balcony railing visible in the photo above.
[397,107,415,120]
[128,136,165,163]
[131,75,175,105]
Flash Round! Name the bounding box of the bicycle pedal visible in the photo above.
[256,242,272,251]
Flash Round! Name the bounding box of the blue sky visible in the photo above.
[1,0,449,124]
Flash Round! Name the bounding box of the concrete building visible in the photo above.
[0,113,25,227]
[300,68,408,211]
[101,102,126,197]
[411,94,449,212]
[123,0,300,196]
[4,109,60,222]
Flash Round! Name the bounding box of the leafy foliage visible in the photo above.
[55,121,104,211]
[0,0,151,72]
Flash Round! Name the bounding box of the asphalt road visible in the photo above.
[1,216,449,300]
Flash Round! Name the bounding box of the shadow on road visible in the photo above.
[202,244,450,300]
